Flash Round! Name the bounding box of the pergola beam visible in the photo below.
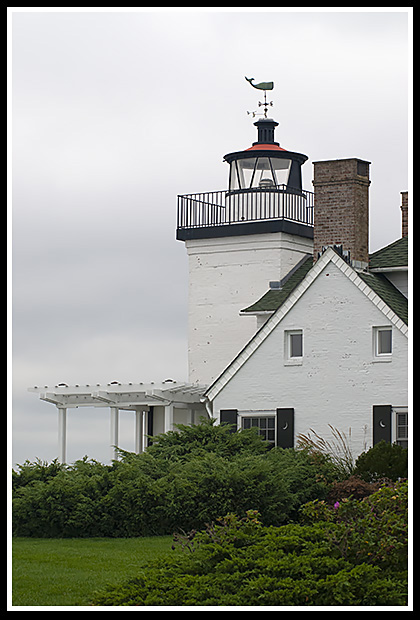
[91,391,118,404]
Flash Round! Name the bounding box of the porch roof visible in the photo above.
[28,380,208,409]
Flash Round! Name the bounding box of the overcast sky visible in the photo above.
[10,8,411,467]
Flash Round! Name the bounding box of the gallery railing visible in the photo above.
[177,185,314,231]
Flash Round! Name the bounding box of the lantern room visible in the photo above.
[224,118,308,192]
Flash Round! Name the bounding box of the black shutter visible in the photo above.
[373,405,392,445]
[276,408,294,448]
[220,409,238,432]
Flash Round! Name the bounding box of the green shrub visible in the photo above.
[12,458,63,491]
[12,422,336,538]
[12,457,115,538]
[91,505,408,607]
[145,417,269,460]
[354,441,408,482]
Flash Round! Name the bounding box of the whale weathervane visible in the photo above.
[245,77,274,91]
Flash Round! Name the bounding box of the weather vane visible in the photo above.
[245,76,274,118]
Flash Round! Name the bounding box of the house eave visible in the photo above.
[239,310,274,317]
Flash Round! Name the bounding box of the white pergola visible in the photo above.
[28,380,209,463]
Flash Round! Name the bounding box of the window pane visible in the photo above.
[241,416,275,444]
[254,157,275,188]
[290,333,303,357]
[395,410,408,448]
[229,162,240,190]
[236,158,258,189]
[270,158,292,185]
[397,413,408,439]
[378,329,392,354]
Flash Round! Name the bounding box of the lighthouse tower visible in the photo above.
[177,87,314,385]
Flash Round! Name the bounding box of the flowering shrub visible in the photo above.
[300,480,408,574]
[326,475,379,504]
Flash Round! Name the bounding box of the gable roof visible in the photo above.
[241,248,408,325]
[205,247,408,402]
[369,235,408,269]
[241,255,313,314]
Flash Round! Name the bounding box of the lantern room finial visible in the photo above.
[245,76,274,118]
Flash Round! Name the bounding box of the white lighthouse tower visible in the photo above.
[176,81,314,385]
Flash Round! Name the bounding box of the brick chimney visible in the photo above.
[312,158,371,267]
[400,191,408,237]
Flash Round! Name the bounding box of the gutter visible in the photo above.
[369,266,408,273]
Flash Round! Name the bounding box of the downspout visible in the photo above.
[201,395,214,420]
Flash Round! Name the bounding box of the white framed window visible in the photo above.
[394,408,408,448]
[241,413,276,445]
[285,330,303,364]
[373,326,392,360]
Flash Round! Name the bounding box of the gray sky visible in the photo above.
[10,8,411,466]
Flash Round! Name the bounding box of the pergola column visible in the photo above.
[135,409,145,454]
[57,407,67,464]
[110,407,119,461]
[164,403,174,433]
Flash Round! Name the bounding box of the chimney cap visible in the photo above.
[312,157,371,165]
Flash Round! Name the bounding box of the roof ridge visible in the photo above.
[370,234,407,256]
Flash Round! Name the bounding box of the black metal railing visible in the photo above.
[177,185,314,231]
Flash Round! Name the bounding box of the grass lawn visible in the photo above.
[12,536,175,607]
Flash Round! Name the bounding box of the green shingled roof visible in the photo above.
[369,236,408,269]
[241,256,313,313]
[242,246,408,325]
[357,271,408,324]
